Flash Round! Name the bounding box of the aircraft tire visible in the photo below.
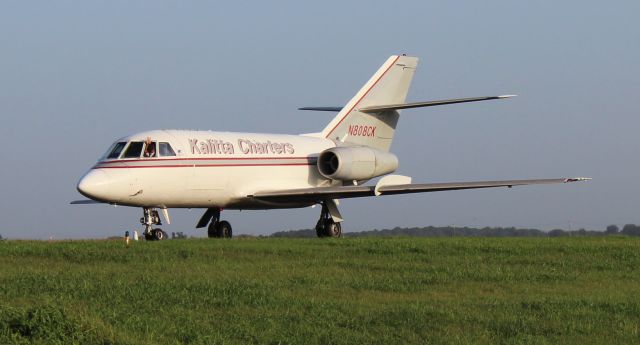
[207,222,219,238]
[217,221,232,238]
[151,228,165,241]
[324,221,341,238]
[315,219,325,238]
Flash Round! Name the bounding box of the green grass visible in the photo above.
[0,237,639,344]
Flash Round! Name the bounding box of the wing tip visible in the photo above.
[498,94,518,99]
[564,177,592,183]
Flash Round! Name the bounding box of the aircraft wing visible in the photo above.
[70,199,106,204]
[250,178,590,203]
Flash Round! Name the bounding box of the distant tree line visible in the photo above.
[605,224,640,236]
[271,224,640,238]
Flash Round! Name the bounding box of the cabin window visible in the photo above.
[106,142,127,159]
[159,142,176,157]
[123,141,144,158]
[143,141,157,158]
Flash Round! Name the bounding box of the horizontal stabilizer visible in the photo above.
[298,95,515,114]
[250,177,590,203]
[298,106,343,112]
[358,95,516,113]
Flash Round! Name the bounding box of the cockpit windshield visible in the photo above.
[102,139,177,160]
[159,142,176,156]
[105,142,126,159]
[123,142,144,158]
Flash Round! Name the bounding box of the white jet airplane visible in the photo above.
[73,55,589,240]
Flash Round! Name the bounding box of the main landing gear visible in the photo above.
[141,207,167,241]
[315,201,342,238]
[209,220,232,238]
[196,208,233,238]
[194,203,341,239]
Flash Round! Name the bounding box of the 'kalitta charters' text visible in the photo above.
[189,138,295,155]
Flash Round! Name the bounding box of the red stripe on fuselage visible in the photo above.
[93,162,315,169]
[100,156,317,164]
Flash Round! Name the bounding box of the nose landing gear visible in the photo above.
[141,207,167,241]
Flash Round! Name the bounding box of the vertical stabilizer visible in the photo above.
[321,55,418,151]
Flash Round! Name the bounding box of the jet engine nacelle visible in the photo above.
[317,146,398,181]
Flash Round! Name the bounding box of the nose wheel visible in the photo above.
[149,228,167,240]
[141,208,167,240]
[315,202,342,238]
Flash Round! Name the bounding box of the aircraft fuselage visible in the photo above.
[78,129,337,209]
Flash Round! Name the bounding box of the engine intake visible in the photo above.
[317,146,398,181]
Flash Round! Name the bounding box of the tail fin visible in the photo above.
[321,55,418,151]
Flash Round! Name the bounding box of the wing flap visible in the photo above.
[250,185,374,201]
[250,177,590,202]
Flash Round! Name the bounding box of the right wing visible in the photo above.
[250,178,590,203]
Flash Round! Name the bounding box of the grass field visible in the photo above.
[1,236,639,344]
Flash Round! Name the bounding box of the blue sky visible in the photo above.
[1,1,638,238]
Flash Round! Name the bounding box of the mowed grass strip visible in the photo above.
[0,237,638,344]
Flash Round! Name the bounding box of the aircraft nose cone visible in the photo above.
[77,170,110,201]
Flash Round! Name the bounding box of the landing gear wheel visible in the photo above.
[324,221,341,238]
[316,219,341,238]
[315,202,342,238]
[207,220,233,238]
[140,207,164,240]
[207,222,218,238]
[151,228,166,241]
[217,221,232,238]
[315,219,325,238]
